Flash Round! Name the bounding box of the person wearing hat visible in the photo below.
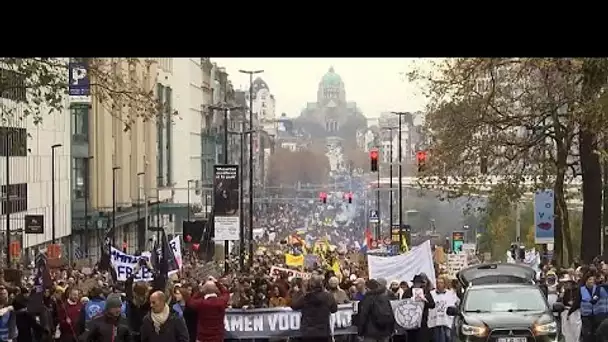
[404,274,435,342]
[78,293,131,342]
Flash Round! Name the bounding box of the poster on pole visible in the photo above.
[213,165,240,241]
[534,189,555,244]
[68,62,90,96]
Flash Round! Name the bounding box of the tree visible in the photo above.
[268,147,330,187]
[0,58,162,129]
[407,58,607,265]
[343,147,368,172]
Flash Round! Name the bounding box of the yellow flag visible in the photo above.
[332,259,341,279]
[401,235,409,252]
[285,253,304,267]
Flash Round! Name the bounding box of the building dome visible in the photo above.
[250,77,270,96]
[321,66,342,87]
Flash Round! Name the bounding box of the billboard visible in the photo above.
[534,189,555,244]
[68,62,90,96]
[452,231,465,252]
[213,165,240,241]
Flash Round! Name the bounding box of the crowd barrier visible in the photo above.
[223,299,424,339]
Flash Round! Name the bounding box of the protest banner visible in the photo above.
[170,236,183,269]
[269,266,311,281]
[447,253,468,278]
[110,247,154,282]
[224,300,424,339]
[368,240,436,286]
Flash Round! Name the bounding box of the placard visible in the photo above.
[269,266,311,281]
[213,165,240,240]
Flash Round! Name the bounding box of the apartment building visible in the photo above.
[0,61,72,264]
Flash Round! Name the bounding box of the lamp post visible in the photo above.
[229,124,254,271]
[187,179,194,222]
[239,68,264,268]
[51,144,62,244]
[137,171,145,252]
[381,127,396,232]
[112,166,121,246]
[391,111,411,249]
[84,156,94,260]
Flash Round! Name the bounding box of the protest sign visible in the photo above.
[169,236,182,274]
[447,253,468,278]
[224,299,423,339]
[110,247,154,282]
[269,266,311,281]
[284,254,304,267]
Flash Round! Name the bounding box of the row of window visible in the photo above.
[0,68,27,102]
[1,183,28,215]
[0,127,27,156]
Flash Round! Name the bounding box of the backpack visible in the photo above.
[371,297,395,329]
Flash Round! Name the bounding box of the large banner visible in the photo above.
[368,240,437,287]
[224,300,424,339]
[213,165,240,241]
[110,237,181,281]
[534,189,555,244]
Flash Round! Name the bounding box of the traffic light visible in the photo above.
[416,150,427,172]
[319,192,327,204]
[370,149,379,172]
[345,192,353,204]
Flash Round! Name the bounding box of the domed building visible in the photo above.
[295,67,367,142]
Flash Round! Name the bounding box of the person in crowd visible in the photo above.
[76,286,105,335]
[78,293,131,342]
[290,275,338,342]
[353,278,366,301]
[327,277,349,304]
[140,291,189,342]
[404,274,436,342]
[568,272,608,342]
[171,286,185,317]
[57,288,83,342]
[175,283,197,342]
[13,287,45,342]
[186,277,230,342]
[289,278,305,304]
[354,279,395,342]
[428,277,459,342]
[269,285,288,307]
[0,286,17,342]
[559,273,581,342]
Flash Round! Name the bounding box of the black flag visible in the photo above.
[160,231,179,276]
[98,226,116,281]
[27,251,52,313]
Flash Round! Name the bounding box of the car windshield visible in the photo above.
[464,287,547,312]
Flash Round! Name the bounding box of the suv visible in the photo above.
[447,263,564,342]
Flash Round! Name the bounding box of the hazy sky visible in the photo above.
[213,58,430,119]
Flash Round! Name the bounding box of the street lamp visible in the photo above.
[51,144,62,244]
[112,166,121,246]
[187,179,195,222]
[239,68,263,268]
[229,124,255,271]
[391,111,411,249]
[137,171,145,251]
[381,126,396,232]
[84,156,94,260]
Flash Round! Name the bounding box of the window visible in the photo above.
[165,86,173,185]
[0,127,27,156]
[71,105,89,142]
[0,68,26,102]
[1,183,27,215]
[157,83,165,187]
[72,158,86,199]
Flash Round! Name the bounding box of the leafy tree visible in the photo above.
[0,58,161,129]
[268,147,330,187]
[407,58,608,265]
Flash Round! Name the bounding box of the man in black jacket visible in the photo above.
[355,279,395,342]
[140,291,189,342]
[78,293,131,342]
[291,275,338,342]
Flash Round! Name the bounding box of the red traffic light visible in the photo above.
[416,151,427,162]
[370,149,379,160]
[320,192,327,203]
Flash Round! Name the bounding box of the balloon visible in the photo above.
[192,243,200,251]
[185,235,192,242]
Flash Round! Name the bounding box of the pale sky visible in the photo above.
[213,58,430,119]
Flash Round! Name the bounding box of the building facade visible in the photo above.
[71,58,163,258]
[0,61,72,264]
[296,67,367,142]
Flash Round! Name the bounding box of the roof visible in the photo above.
[250,77,270,96]
[321,66,342,87]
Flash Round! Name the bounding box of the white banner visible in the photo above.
[269,266,311,281]
[368,240,436,286]
[169,236,182,272]
[110,247,154,282]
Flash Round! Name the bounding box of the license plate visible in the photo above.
[498,338,526,342]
